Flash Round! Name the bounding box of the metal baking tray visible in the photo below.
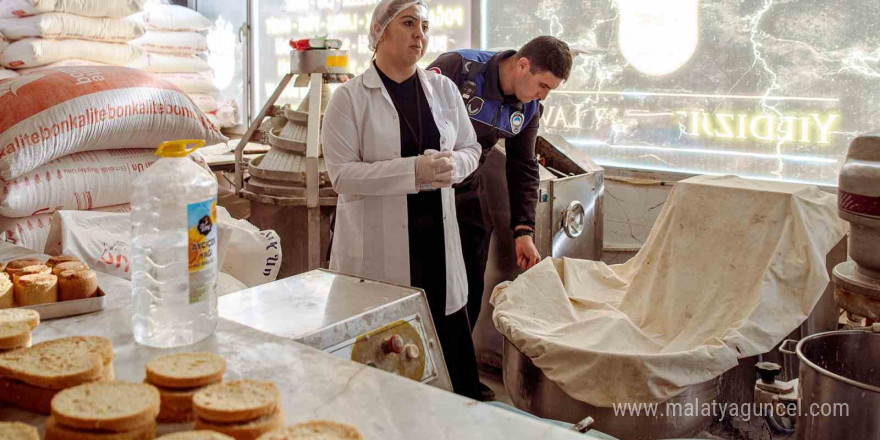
[18,287,106,320]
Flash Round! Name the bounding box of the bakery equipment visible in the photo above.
[234,48,350,278]
[473,135,604,369]
[218,269,453,391]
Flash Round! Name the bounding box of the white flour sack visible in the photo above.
[1,38,143,69]
[0,13,145,42]
[0,0,146,18]
[131,30,207,54]
[0,203,130,252]
[15,58,107,75]
[0,149,157,218]
[189,93,218,113]
[154,72,218,94]
[0,66,227,180]
[127,52,211,73]
[0,67,16,80]
[142,4,211,31]
[0,29,7,51]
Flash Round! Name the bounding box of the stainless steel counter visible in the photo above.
[0,268,584,440]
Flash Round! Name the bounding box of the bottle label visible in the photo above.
[187,197,218,304]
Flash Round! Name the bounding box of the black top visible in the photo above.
[376,62,447,318]
[428,50,541,229]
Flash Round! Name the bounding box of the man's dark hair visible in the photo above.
[515,36,572,81]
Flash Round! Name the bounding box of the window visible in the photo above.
[484,0,880,186]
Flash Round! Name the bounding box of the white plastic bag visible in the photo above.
[0,66,226,180]
[0,149,214,218]
[0,203,129,252]
[142,4,211,31]
[216,208,281,287]
[0,13,144,42]
[0,0,146,18]
[1,38,143,68]
[127,52,210,72]
[189,93,218,113]
[131,30,206,54]
[154,72,217,94]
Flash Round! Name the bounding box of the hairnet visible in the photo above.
[368,0,429,52]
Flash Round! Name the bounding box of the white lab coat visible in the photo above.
[322,64,481,315]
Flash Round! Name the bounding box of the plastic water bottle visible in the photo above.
[131,139,219,347]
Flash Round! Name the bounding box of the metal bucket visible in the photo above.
[795,330,880,440]
[502,338,720,440]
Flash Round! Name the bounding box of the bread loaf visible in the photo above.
[46,255,82,267]
[13,264,51,285]
[5,259,43,277]
[0,274,12,309]
[193,380,280,423]
[0,421,40,440]
[52,261,90,276]
[58,270,99,301]
[50,381,160,432]
[14,273,58,306]
[256,421,364,440]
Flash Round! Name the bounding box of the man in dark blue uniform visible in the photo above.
[428,36,572,399]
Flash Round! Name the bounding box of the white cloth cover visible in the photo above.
[0,13,144,42]
[491,175,847,407]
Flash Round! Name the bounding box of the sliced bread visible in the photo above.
[34,336,114,365]
[44,416,155,440]
[0,322,31,350]
[51,381,160,432]
[0,309,40,330]
[0,421,40,440]
[256,421,364,440]
[0,342,102,389]
[156,431,235,440]
[0,376,63,414]
[193,380,280,423]
[154,384,201,423]
[195,410,285,440]
[146,352,226,389]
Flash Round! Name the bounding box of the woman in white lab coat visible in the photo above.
[322,0,484,399]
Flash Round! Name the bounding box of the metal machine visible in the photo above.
[234,48,349,278]
[473,135,604,370]
[219,269,453,391]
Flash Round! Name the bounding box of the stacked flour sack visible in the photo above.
[0,28,15,79]
[0,63,227,252]
[130,4,236,129]
[0,0,146,74]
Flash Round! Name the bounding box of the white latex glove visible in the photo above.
[428,150,454,188]
[415,153,437,185]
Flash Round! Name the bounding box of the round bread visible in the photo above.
[13,265,51,285]
[58,269,99,301]
[33,336,114,366]
[193,380,280,423]
[45,416,155,440]
[46,255,82,267]
[51,381,160,432]
[0,421,39,440]
[0,309,39,330]
[195,410,285,440]
[14,273,58,306]
[52,261,90,276]
[0,322,31,350]
[146,352,226,389]
[256,421,364,440]
[156,431,235,440]
[5,259,43,278]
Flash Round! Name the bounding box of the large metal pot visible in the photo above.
[502,338,720,440]
[795,330,880,440]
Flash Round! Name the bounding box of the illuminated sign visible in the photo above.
[253,0,471,111]
[484,0,878,186]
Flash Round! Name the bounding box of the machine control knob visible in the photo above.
[384,334,405,354]
[404,344,420,360]
[562,200,586,239]
[756,362,783,384]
